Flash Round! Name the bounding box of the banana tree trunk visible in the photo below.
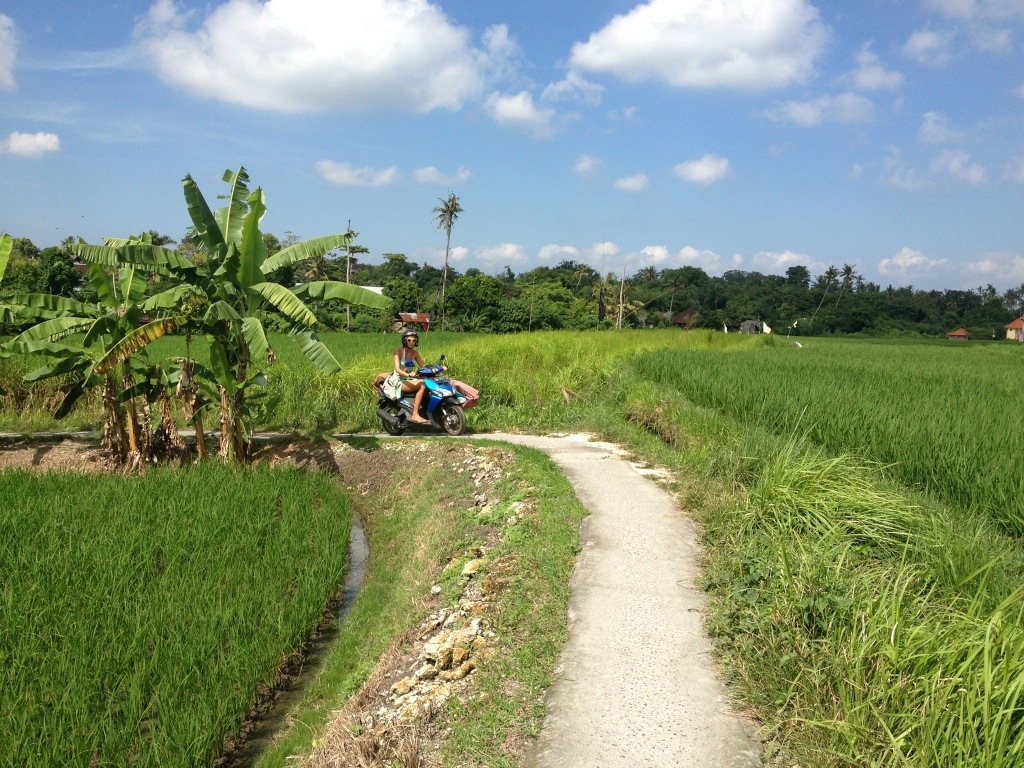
[101,373,128,465]
[219,388,246,464]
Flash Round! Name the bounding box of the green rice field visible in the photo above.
[0,463,350,767]
[633,337,1024,536]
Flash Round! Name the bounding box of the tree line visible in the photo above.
[3,233,1022,338]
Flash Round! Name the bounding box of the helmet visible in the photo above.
[401,328,419,347]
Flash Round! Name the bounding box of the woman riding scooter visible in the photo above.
[391,329,429,423]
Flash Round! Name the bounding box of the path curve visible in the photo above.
[477,433,762,768]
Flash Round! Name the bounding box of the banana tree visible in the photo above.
[2,262,183,465]
[73,167,390,463]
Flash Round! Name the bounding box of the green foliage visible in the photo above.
[0,463,350,767]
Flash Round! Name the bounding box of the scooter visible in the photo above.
[375,355,475,436]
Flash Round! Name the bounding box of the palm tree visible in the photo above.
[834,263,860,309]
[433,192,463,331]
[810,265,839,325]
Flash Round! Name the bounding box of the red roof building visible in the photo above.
[398,312,431,331]
[946,327,971,340]
[1005,317,1024,341]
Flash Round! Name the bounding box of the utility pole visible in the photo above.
[345,220,352,332]
[616,259,626,330]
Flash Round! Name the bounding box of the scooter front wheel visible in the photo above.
[436,403,467,436]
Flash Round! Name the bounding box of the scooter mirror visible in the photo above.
[439,354,446,361]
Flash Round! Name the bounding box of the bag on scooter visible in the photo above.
[382,372,404,400]
[451,379,480,409]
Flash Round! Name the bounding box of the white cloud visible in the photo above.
[1007,157,1024,181]
[0,14,16,90]
[926,0,1024,20]
[847,42,904,90]
[678,245,738,273]
[878,246,947,277]
[966,253,1024,282]
[448,245,469,263]
[1016,83,1024,97]
[608,106,640,123]
[902,30,954,66]
[673,154,731,185]
[587,241,621,264]
[569,0,829,90]
[931,148,987,184]
[882,145,925,191]
[1,131,61,157]
[483,91,555,137]
[541,71,605,106]
[574,153,602,179]
[849,163,864,180]
[918,111,966,143]
[478,243,528,264]
[613,173,649,193]
[538,244,580,262]
[764,92,875,126]
[751,250,825,274]
[134,0,498,113]
[315,160,400,188]
[641,245,671,264]
[412,166,471,185]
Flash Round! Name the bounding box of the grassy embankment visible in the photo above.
[614,337,1024,766]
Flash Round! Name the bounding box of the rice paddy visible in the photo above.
[632,337,1024,536]
[0,463,351,767]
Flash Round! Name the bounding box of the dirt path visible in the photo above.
[477,433,762,768]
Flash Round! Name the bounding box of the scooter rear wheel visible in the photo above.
[380,403,407,435]
[436,403,467,436]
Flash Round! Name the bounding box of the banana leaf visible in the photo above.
[0,233,11,283]
[215,168,251,250]
[250,282,317,326]
[10,317,94,345]
[292,280,391,309]
[182,173,227,254]
[260,234,352,275]
[292,329,341,374]
[241,317,273,367]
[143,284,204,312]
[93,317,183,374]
[8,292,95,318]
[238,187,268,300]
[24,356,93,382]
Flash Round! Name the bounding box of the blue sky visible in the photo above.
[1,0,1022,290]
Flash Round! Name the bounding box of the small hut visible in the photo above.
[396,312,432,332]
[946,327,971,341]
[1005,318,1024,342]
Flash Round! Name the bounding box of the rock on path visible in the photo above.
[479,433,762,768]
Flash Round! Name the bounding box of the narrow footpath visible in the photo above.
[478,433,762,768]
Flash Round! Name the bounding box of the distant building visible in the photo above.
[946,327,971,340]
[396,312,431,332]
[1005,318,1024,342]
[739,320,771,334]
[671,308,696,328]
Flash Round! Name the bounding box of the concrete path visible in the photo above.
[478,433,762,768]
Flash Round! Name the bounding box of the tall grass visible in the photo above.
[617,382,1024,766]
[633,338,1024,535]
[0,463,350,766]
